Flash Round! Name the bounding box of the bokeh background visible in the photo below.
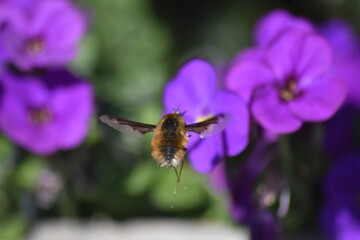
[0,0,360,239]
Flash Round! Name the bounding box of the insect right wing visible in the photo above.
[185,113,231,138]
[99,115,156,137]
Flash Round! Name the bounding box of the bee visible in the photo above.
[99,110,231,182]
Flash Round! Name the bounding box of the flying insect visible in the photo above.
[99,110,231,181]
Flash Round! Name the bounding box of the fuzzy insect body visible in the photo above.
[151,113,188,168]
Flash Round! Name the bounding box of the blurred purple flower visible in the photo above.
[227,30,346,134]
[321,154,360,239]
[212,138,280,239]
[250,211,280,240]
[36,168,62,209]
[1,0,34,10]
[254,9,314,47]
[319,20,360,108]
[323,105,358,158]
[1,0,86,70]
[233,9,313,64]
[0,69,93,155]
[0,40,8,66]
[163,59,249,173]
[229,139,273,222]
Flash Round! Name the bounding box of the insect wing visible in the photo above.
[99,115,156,137]
[185,113,232,138]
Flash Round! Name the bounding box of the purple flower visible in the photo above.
[254,9,314,47]
[321,154,360,239]
[0,69,94,155]
[233,9,313,65]
[211,138,280,240]
[323,105,358,158]
[228,139,273,222]
[163,59,249,173]
[319,20,360,108]
[1,0,34,10]
[226,30,347,134]
[250,211,280,240]
[0,40,8,66]
[1,0,86,70]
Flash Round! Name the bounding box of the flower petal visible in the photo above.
[188,136,222,174]
[163,59,217,118]
[43,2,86,50]
[289,76,347,121]
[319,19,359,59]
[254,9,313,47]
[51,77,93,149]
[226,61,273,102]
[209,162,228,191]
[266,30,305,81]
[0,75,57,155]
[250,211,280,240]
[251,85,302,134]
[209,90,249,156]
[295,33,333,85]
[0,70,94,155]
[337,58,360,108]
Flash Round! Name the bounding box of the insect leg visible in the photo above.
[171,161,184,208]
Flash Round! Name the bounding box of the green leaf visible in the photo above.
[13,156,45,189]
[0,215,26,240]
[0,137,14,183]
[150,164,208,212]
[70,35,98,76]
[123,160,158,196]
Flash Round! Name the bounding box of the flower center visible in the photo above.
[280,80,297,102]
[29,107,52,125]
[26,37,45,54]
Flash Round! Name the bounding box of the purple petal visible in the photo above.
[163,79,197,122]
[250,211,280,240]
[0,75,56,154]
[251,85,302,133]
[209,90,249,156]
[254,9,313,46]
[33,0,86,64]
[1,8,29,66]
[51,82,93,149]
[335,209,360,240]
[295,33,333,85]
[20,123,58,155]
[0,40,9,63]
[323,106,357,157]
[0,70,93,155]
[41,2,86,50]
[209,162,228,191]
[289,76,347,121]
[187,91,249,173]
[266,30,305,81]
[2,73,49,107]
[189,136,222,174]
[226,61,273,102]
[2,0,86,69]
[319,19,359,59]
[163,59,217,119]
[229,139,273,223]
[338,58,360,108]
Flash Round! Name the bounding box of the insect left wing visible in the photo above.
[99,115,156,137]
[185,113,232,138]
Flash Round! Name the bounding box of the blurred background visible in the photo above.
[0,0,359,239]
